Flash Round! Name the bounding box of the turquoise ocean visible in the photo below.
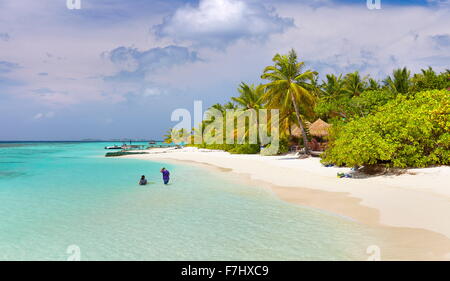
[0,142,383,260]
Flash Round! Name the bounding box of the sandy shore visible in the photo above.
[123,147,450,260]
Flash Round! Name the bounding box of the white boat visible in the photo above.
[104,145,122,150]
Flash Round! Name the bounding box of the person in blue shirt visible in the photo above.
[160,168,170,185]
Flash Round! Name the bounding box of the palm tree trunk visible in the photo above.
[289,92,310,155]
[288,120,292,136]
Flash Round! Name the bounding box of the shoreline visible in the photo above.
[122,147,450,260]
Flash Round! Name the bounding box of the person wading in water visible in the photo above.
[160,168,170,185]
[139,175,148,186]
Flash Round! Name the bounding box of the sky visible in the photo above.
[0,0,449,140]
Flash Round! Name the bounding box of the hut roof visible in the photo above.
[290,122,311,138]
[308,119,331,137]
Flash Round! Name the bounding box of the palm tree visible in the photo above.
[261,49,317,154]
[163,128,174,144]
[231,83,266,143]
[320,74,345,101]
[367,78,381,91]
[420,66,436,77]
[306,75,322,98]
[206,102,236,121]
[232,83,264,110]
[210,103,225,114]
[209,102,237,113]
[202,102,237,144]
[384,67,411,94]
[164,128,189,144]
[343,71,367,96]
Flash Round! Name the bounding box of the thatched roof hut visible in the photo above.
[290,122,311,138]
[308,119,331,137]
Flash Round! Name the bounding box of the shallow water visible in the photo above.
[0,142,382,260]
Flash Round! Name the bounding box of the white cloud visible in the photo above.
[33,111,54,120]
[33,113,44,120]
[154,0,293,48]
[149,2,450,95]
[143,88,162,97]
[101,45,199,100]
[105,45,199,81]
[0,0,168,107]
[2,0,449,113]
[268,3,450,78]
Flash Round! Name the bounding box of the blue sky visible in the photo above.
[0,0,449,140]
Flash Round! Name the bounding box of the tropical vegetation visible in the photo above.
[321,90,449,168]
[163,48,449,168]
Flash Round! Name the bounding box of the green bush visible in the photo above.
[410,69,449,93]
[315,89,397,121]
[260,138,289,156]
[277,138,290,154]
[189,142,261,154]
[190,143,236,151]
[229,144,260,154]
[348,89,397,117]
[321,89,450,168]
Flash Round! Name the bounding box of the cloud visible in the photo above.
[0,61,20,73]
[143,87,162,96]
[153,0,293,48]
[32,88,55,95]
[104,45,200,82]
[267,3,450,79]
[98,45,201,104]
[430,34,450,48]
[0,33,10,42]
[33,111,55,120]
[1,0,449,140]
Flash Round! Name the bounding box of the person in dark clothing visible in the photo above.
[139,175,148,186]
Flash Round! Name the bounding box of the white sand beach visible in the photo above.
[124,147,450,260]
